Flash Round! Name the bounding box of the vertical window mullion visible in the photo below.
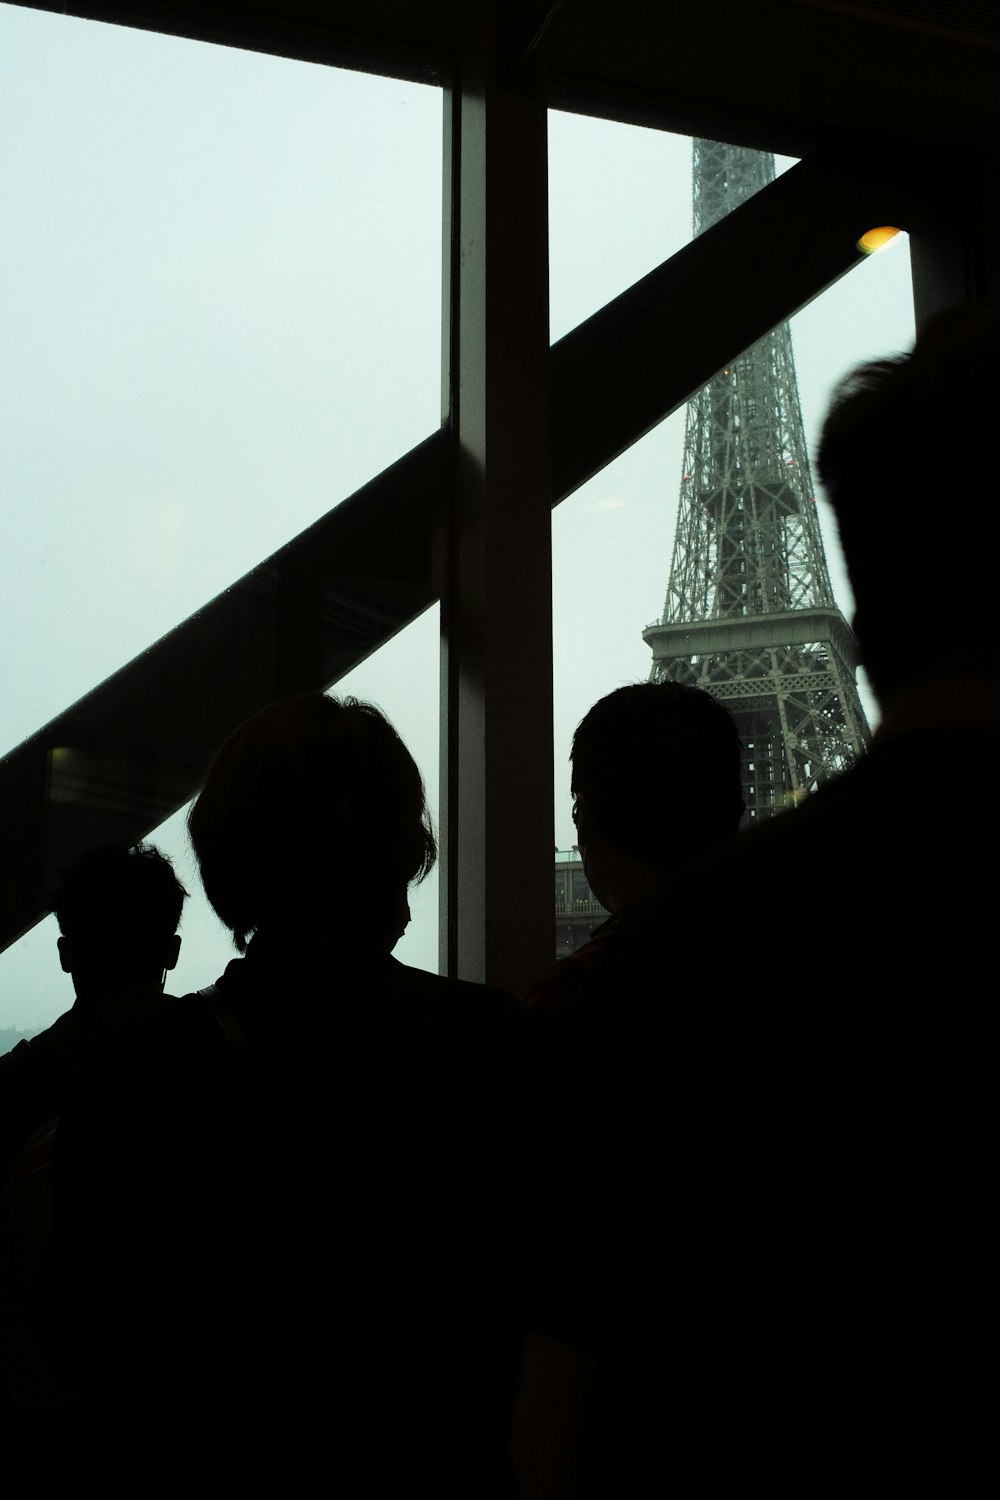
[439,13,554,994]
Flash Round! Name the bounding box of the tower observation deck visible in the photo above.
[644,140,870,819]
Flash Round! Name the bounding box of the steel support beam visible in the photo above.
[0,432,447,950]
[550,142,944,502]
[439,8,554,991]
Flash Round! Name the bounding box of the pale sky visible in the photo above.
[0,3,914,1034]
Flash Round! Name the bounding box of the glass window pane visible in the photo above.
[550,123,914,948]
[548,111,794,342]
[0,4,443,1034]
[0,4,442,754]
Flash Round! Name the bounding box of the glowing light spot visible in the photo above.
[857,226,901,255]
[594,496,627,511]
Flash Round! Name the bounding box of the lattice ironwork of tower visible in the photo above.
[643,140,870,821]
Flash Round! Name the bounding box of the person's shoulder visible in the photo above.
[105,988,215,1048]
[683,735,940,892]
[666,758,869,898]
[525,929,616,1019]
[70,990,230,1102]
[383,962,531,1106]
[0,1036,41,1081]
[0,1038,49,1140]
[387,958,521,1028]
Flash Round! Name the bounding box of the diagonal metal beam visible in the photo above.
[550,141,944,503]
[0,430,449,950]
[0,141,947,953]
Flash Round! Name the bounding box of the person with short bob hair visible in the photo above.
[188,692,435,953]
[42,692,528,1478]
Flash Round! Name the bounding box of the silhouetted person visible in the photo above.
[516,682,744,1496]
[562,681,745,915]
[680,309,1000,1489]
[520,312,1000,1494]
[0,842,185,1168]
[683,308,1000,1488]
[35,694,528,1488]
[0,842,185,1410]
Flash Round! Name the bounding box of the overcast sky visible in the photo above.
[0,4,914,1034]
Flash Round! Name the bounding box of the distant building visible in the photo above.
[554,848,607,958]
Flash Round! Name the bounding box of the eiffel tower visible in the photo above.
[644,139,870,820]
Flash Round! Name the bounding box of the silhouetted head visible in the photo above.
[570,682,744,884]
[188,693,436,953]
[818,307,1000,703]
[52,843,186,996]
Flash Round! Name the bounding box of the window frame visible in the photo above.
[0,0,982,997]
